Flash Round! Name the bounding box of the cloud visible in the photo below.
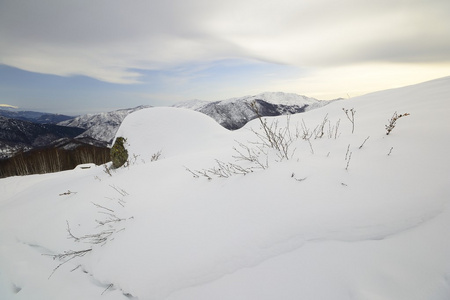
[265,62,450,100]
[0,104,19,109]
[0,0,449,84]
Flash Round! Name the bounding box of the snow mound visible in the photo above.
[114,107,231,161]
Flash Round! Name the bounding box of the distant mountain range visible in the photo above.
[58,105,151,144]
[0,106,150,159]
[0,116,85,159]
[0,109,73,124]
[0,92,339,159]
[174,92,339,130]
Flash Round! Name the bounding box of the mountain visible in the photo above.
[58,105,151,144]
[0,116,85,159]
[174,92,339,130]
[0,108,74,124]
[0,106,150,159]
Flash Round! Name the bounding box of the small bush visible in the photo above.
[111,137,128,168]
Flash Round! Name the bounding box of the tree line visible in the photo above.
[0,145,110,178]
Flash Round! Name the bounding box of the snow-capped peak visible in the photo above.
[174,92,338,130]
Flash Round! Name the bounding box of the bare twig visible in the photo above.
[345,144,350,160]
[359,136,370,149]
[47,191,131,279]
[151,150,162,162]
[91,202,114,213]
[291,173,307,182]
[59,190,77,196]
[334,119,341,139]
[70,264,81,272]
[386,112,410,135]
[387,147,394,156]
[248,101,295,160]
[102,284,114,295]
[233,141,268,169]
[345,152,353,170]
[342,108,356,134]
[103,165,112,176]
[314,114,328,139]
[44,248,92,279]
[109,185,129,197]
[308,139,314,155]
[185,167,200,178]
[300,119,313,140]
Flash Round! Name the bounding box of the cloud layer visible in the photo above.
[0,104,19,109]
[1,0,449,86]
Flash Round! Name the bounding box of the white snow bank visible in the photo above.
[1,76,450,300]
[114,107,232,162]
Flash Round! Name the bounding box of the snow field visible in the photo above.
[1,76,450,299]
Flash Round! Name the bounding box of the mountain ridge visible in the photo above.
[1,92,336,158]
[174,91,340,130]
[0,116,86,159]
[0,108,74,124]
[58,105,152,144]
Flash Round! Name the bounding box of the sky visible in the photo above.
[0,0,449,115]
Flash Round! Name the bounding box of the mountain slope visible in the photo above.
[174,92,338,130]
[0,116,85,159]
[59,105,151,144]
[0,77,449,300]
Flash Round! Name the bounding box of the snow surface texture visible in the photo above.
[1,77,450,299]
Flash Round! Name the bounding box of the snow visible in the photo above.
[219,91,328,106]
[174,92,336,131]
[1,76,450,299]
[172,99,210,111]
[59,106,151,144]
[74,163,96,170]
[173,92,324,111]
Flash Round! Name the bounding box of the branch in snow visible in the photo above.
[386,112,410,135]
[359,136,370,149]
[342,108,356,134]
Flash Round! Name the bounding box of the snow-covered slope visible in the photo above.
[58,106,151,144]
[174,92,337,129]
[1,77,450,300]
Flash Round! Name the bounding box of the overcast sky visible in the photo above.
[1,0,449,115]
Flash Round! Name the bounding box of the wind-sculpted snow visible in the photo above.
[114,107,232,161]
[1,77,450,299]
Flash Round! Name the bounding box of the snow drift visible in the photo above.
[1,76,450,300]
